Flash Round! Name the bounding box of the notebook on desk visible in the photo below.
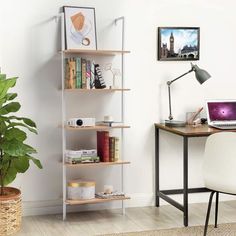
[206,100,236,130]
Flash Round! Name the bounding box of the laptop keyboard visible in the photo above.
[217,123,236,127]
[213,123,236,129]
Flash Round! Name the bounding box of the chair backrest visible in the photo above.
[203,132,236,194]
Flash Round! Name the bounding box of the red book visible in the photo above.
[97,131,109,162]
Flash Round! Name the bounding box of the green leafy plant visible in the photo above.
[0,72,42,196]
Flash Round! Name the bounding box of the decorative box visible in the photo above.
[67,180,95,200]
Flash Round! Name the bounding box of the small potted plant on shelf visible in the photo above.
[0,71,42,235]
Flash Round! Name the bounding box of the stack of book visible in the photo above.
[65,149,100,164]
[96,121,123,127]
[95,191,125,199]
[65,57,94,89]
[97,131,119,162]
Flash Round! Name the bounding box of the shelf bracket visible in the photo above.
[54,14,62,23]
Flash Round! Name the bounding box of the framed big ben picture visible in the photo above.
[157,27,200,61]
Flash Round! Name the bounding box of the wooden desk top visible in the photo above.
[154,123,236,137]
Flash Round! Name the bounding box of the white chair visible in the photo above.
[203,132,236,236]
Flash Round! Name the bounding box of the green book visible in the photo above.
[67,156,100,164]
[75,57,82,88]
[64,58,69,89]
[81,58,87,89]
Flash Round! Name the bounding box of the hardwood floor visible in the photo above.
[17,200,236,236]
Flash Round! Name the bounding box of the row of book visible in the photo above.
[65,132,120,164]
[97,131,119,162]
[65,57,95,89]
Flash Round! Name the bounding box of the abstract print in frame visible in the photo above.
[63,6,97,50]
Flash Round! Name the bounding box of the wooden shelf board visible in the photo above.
[66,196,130,205]
[62,49,130,56]
[65,125,130,131]
[65,88,131,92]
[65,161,130,168]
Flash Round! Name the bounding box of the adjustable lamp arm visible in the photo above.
[165,63,210,125]
[167,68,194,120]
[167,68,193,86]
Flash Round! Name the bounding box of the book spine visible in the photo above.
[65,58,69,89]
[86,60,91,89]
[109,137,115,162]
[66,156,100,164]
[81,58,87,89]
[73,58,76,89]
[90,61,95,89]
[76,57,82,88]
[114,137,119,162]
[68,58,76,89]
[97,131,109,162]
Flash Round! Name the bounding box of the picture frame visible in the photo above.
[63,6,97,50]
[157,27,200,61]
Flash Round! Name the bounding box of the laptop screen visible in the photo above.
[207,101,236,121]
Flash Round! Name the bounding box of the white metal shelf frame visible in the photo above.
[60,13,128,220]
[60,13,67,221]
[115,16,126,215]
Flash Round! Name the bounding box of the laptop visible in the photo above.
[206,100,236,130]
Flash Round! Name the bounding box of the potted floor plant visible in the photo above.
[0,71,42,235]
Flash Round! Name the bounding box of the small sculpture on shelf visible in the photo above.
[105,63,121,89]
[94,64,106,89]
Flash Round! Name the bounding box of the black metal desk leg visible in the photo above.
[183,136,188,227]
[155,127,160,207]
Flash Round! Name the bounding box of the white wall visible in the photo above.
[1,0,236,215]
[124,0,236,205]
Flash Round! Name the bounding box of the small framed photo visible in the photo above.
[158,27,200,61]
[63,6,97,50]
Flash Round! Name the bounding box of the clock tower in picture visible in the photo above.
[169,32,174,55]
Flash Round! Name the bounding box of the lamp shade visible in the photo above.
[192,64,211,84]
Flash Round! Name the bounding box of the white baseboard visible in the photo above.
[22,192,236,216]
[23,199,62,216]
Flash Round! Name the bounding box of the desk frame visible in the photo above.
[155,124,224,227]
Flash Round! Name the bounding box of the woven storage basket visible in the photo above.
[0,187,21,236]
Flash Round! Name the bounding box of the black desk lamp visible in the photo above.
[165,63,211,127]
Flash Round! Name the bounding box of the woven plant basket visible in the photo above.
[0,187,21,235]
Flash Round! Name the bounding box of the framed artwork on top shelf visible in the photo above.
[63,6,97,50]
[157,27,200,61]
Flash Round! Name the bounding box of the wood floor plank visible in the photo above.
[16,200,236,236]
